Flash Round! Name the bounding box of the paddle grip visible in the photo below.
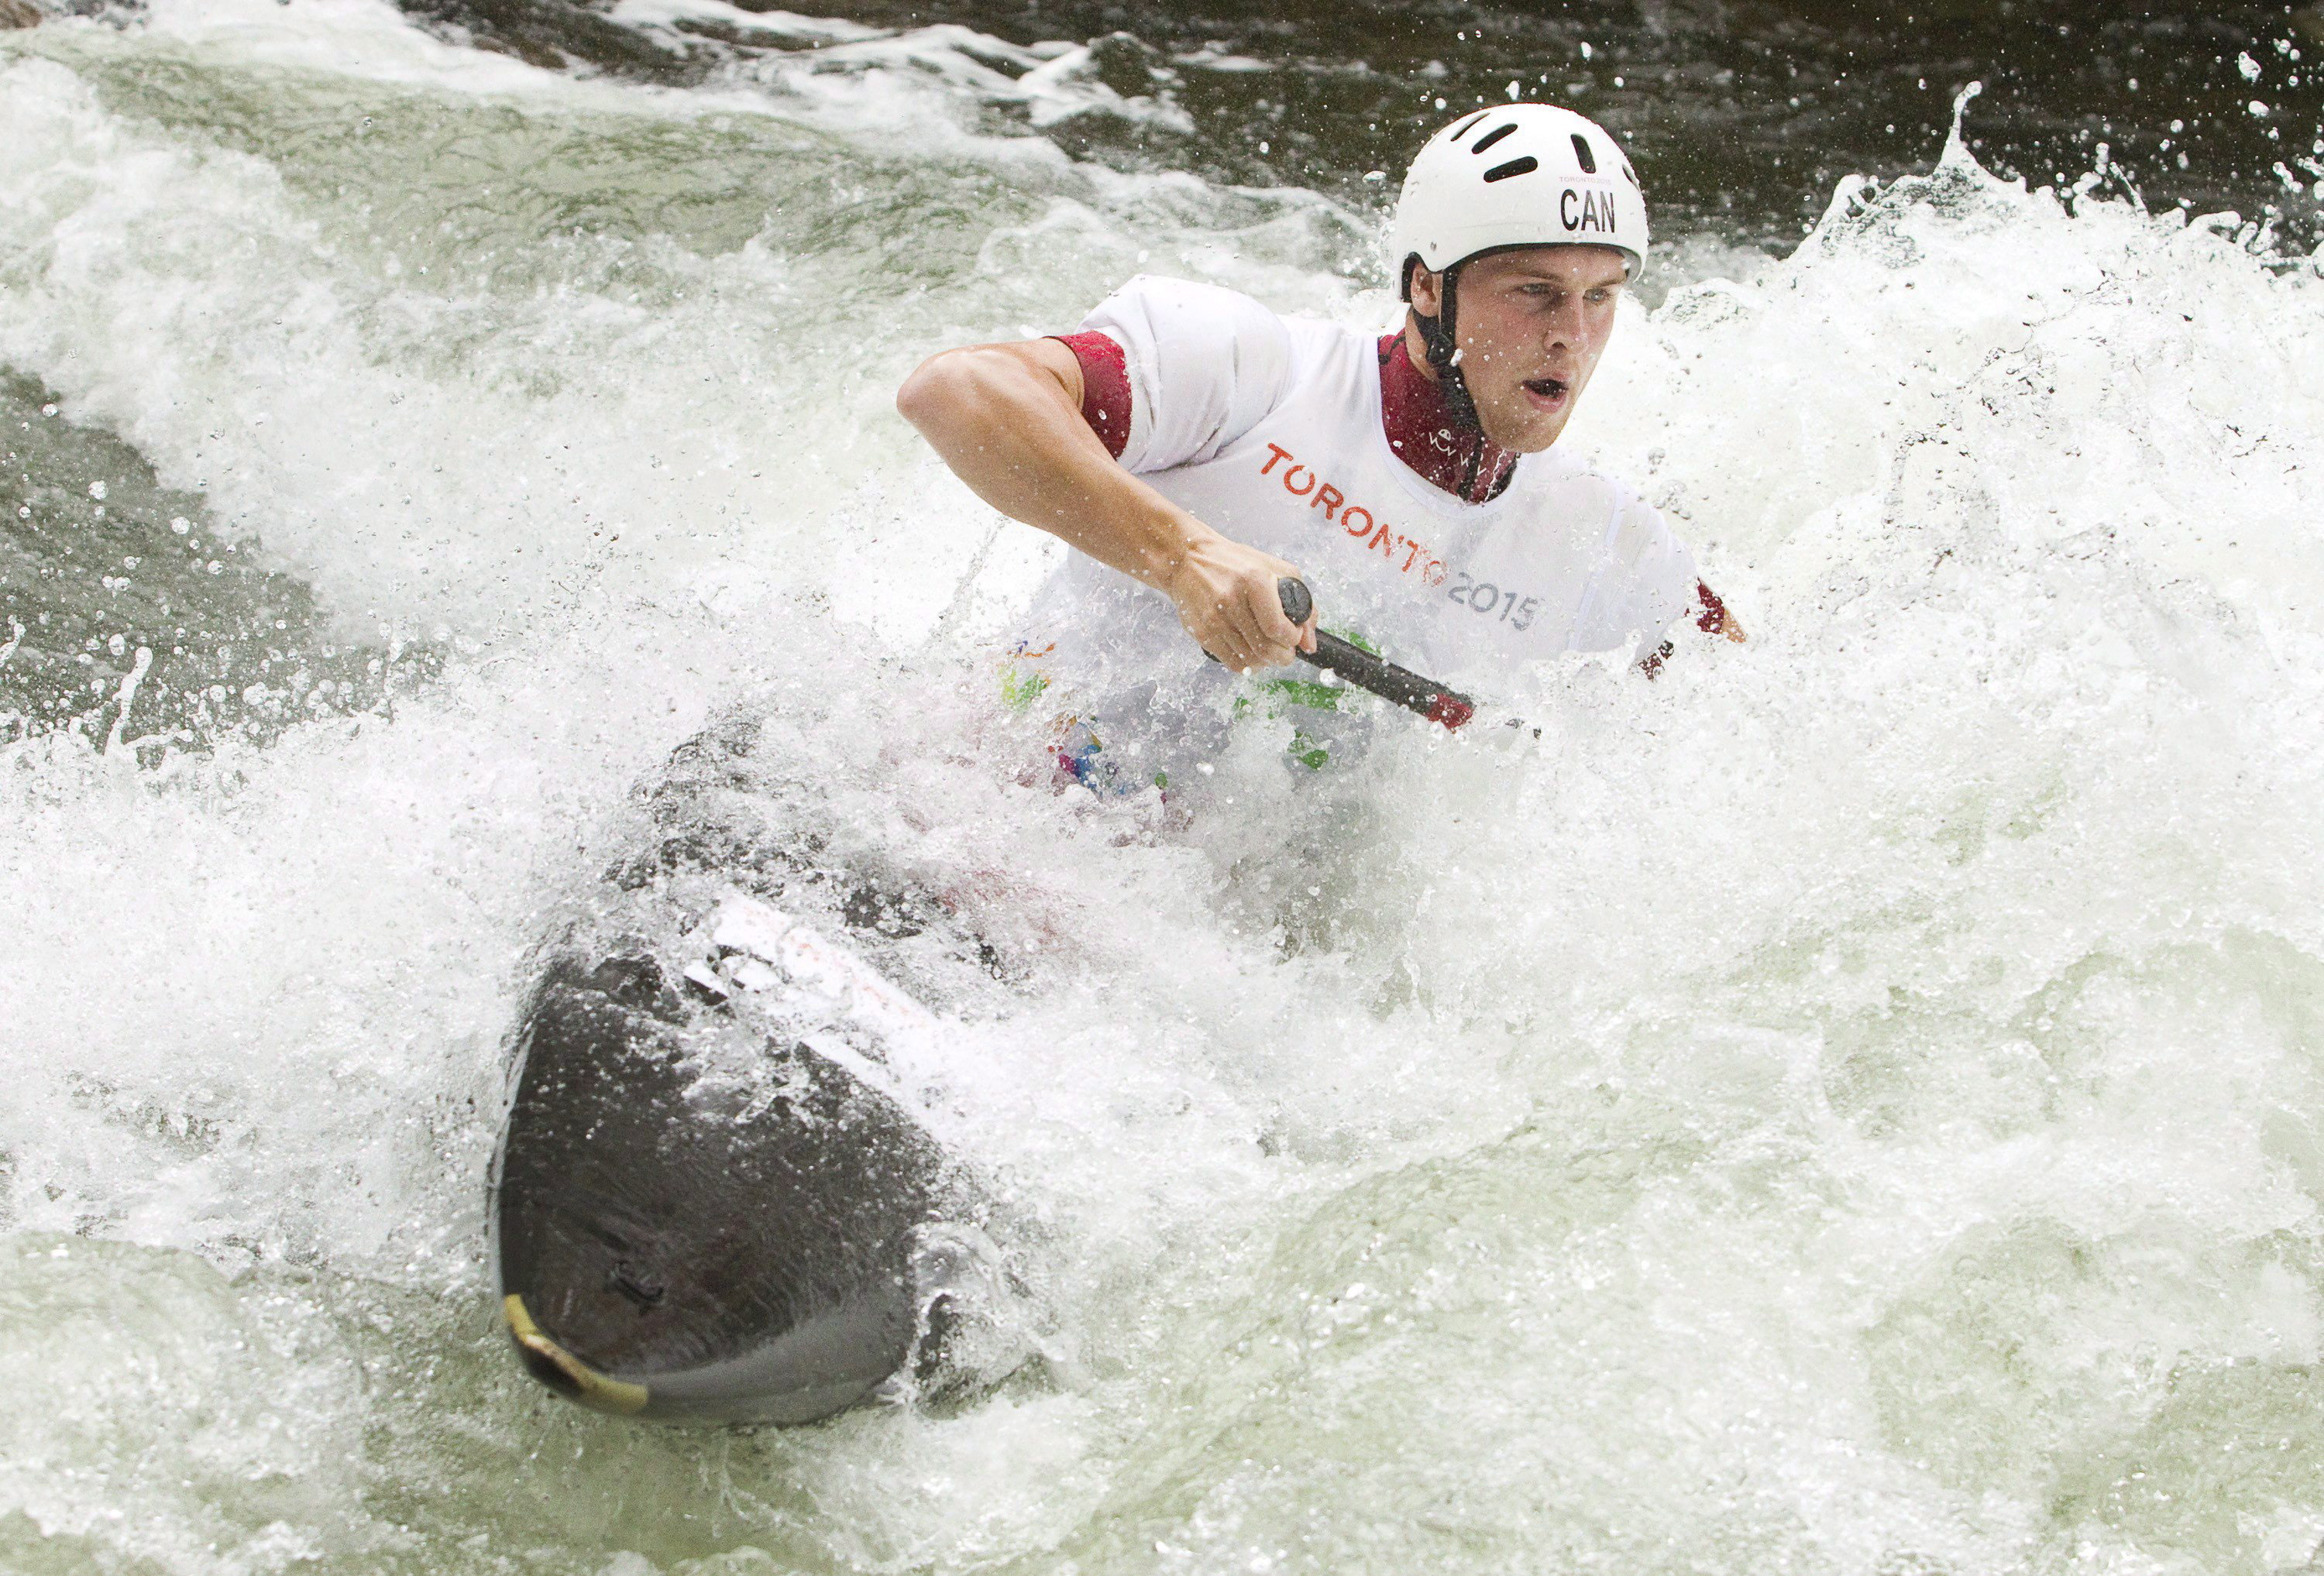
[1275,578,1477,732]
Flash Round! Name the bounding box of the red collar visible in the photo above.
[1376,331,1520,506]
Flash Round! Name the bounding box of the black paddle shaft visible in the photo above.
[1276,578,1477,732]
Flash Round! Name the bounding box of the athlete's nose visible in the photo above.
[1542,292,1589,354]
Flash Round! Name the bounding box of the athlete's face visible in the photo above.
[1408,245,1629,452]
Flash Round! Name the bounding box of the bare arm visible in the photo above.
[896,338,1313,672]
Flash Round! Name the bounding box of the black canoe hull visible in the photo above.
[487,709,999,1426]
[491,952,962,1423]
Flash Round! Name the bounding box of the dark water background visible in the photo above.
[402,0,2324,249]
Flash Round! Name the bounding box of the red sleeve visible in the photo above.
[1050,331,1130,461]
[1693,581,1731,635]
[1640,582,1740,679]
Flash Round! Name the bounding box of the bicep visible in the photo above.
[1577,492,1709,668]
[897,338,1085,438]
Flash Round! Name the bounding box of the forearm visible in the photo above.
[898,338,1312,671]
[896,344,1217,593]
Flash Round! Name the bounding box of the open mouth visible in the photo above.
[1521,376,1570,402]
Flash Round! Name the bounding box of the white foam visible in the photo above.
[7,6,2324,1572]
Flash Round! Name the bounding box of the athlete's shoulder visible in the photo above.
[1085,274,1287,345]
[1501,455,1691,624]
[1085,276,1363,363]
[1096,273,1260,311]
[1080,276,1320,472]
[1506,446,1617,519]
[1514,449,1666,530]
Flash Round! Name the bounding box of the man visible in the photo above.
[898,103,1739,788]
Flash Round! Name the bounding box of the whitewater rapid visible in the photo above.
[5,1,2324,1571]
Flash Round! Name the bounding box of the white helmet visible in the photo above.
[1389,103,1650,293]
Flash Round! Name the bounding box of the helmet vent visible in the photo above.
[1448,111,1491,142]
[1470,122,1518,156]
[1570,135,1597,173]
[1481,156,1538,184]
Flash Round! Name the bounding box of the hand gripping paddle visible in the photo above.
[1274,578,1476,732]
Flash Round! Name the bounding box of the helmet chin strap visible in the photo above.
[1412,263,1484,437]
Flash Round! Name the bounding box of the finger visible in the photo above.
[1250,572,1303,647]
[1236,625,1298,670]
[1246,586,1305,668]
[1281,577,1319,654]
[1220,596,1278,672]
[1256,558,1318,652]
[1190,606,1256,671]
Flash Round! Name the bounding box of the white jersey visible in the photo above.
[1016,276,1697,784]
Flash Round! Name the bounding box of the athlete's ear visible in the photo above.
[1408,263,1444,319]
